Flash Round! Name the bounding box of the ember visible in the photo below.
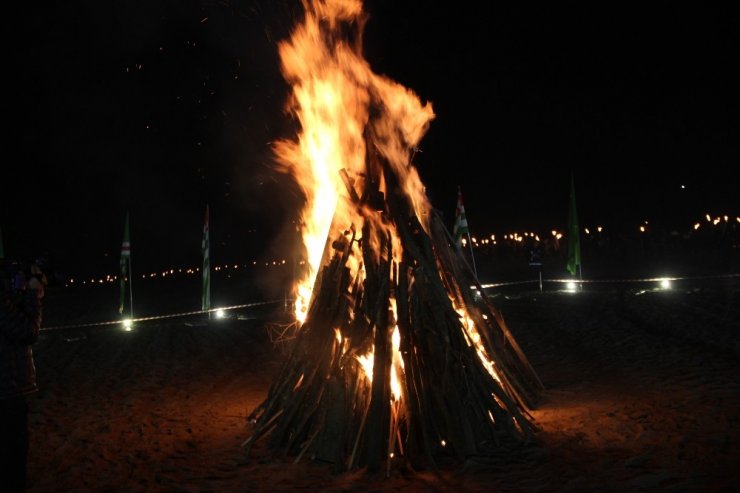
[243,0,543,474]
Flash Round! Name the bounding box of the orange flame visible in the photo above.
[274,0,434,323]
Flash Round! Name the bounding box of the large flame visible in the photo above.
[273,0,435,323]
[273,0,502,417]
[245,0,537,466]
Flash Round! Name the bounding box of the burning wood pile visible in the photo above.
[243,0,543,474]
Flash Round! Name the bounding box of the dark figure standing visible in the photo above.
[0,261,43,492]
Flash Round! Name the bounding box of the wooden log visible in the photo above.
[364,230,392,472]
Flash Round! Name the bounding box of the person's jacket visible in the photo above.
[0,288,41,400]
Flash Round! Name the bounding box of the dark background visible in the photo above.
[4,0,739,276]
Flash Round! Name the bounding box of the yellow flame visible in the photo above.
[356,352,374,382]
[274,0,435,325]
[354,302,404,402]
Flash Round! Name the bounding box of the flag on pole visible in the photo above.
[453,186,469,248]
[119,212,131,314]
[202,205,211,312]
[566,173,582,278]
[452,186,478,277]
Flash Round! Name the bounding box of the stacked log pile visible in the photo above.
[243,136,544,474]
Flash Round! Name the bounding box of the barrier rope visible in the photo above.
[40,272,739,331]
[40,299,284,332]
[479,272,740,289]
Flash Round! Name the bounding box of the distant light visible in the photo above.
[122,319,133,331]
[713,218,720,225]
[680,185,685,189]
[639,226,646,233]
[440,440,447,447]
[584,228,590,235]
[215,309,226,319]
[597,226,603,233]
[706,214,712,222]
[659,278,672,290]
[723,215,728,223]
[693,223,701,230]
[566,281,577,292]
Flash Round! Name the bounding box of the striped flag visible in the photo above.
[453,186,469,248]
[202,205,211,312]
[119,212,131,314]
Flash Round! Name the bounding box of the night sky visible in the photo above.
[6,1,739,275]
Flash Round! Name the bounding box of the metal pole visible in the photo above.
[128,254,134,319]
[466,231,478,278]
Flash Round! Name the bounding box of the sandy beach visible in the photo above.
[21,272,739,492]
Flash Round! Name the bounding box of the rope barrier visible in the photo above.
[479,272,740,289]
[40,272,739,332]
[40,299,285,332]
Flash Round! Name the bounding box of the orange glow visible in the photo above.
[456,306,502,384]
[354,301,404,403]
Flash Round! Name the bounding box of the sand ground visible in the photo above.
[25,279,740,492]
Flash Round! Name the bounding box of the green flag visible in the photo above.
[566,173,581,277]
[202,205,211,312]
[119,212,131,315]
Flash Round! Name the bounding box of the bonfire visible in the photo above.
[243,0,543,474]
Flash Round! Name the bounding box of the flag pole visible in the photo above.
[566,171,583,289]
[453,185,478,279]
[466,230,477,278]
[119,211,132,318]
[202,204,211,319]
[128,252,134,319]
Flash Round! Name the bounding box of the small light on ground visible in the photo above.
[215,309,226,319]
[122,319,133,331]
[659,279,671,290]
[566,281,577,292]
